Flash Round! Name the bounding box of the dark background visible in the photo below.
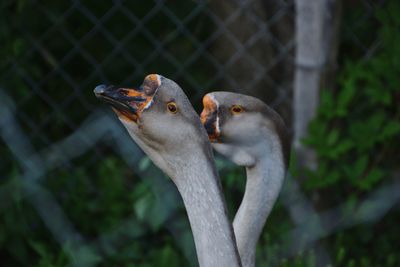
[1,0,399,266]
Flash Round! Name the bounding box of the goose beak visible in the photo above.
[94,74,161,123]
[200,94,221,142]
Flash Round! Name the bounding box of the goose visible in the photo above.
[94,75,242,267]
[200,92,290,267]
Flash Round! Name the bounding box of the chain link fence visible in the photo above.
[1,0,396,266]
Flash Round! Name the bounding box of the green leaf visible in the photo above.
[337,83,357,116]
[139,156,151,171]
[148,201,169,231]
[153,245,180,267]
[327,129,339,146]
[353,156,368,179]
[318,90,336,119]
[336,247,346,264]
[360,169,384,190]
[134,193,153,220]
[29,240,50,260]
[331,140,354,158]
[380,121,400,140]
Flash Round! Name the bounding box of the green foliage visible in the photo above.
[0,156,191,267]
[303,1,400,191]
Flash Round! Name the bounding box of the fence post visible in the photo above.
[293,0,341,169]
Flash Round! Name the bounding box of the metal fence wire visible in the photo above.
[0,0,395,266]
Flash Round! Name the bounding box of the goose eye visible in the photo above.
[167,102,178,114]
[231,105,244,114]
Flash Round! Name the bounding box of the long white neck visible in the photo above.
[233,137,285,267]
[171,145,242,267]
[122,122,241,267]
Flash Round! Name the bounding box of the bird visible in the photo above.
[94,75,242,267]
[200,91,290,267]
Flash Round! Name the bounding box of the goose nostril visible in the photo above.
[94,84,116,95]
[94,84,107,94]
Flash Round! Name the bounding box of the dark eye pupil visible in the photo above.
[168,104,177,112]
[233,107,241,112]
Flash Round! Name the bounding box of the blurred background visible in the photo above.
[1,0,399,266]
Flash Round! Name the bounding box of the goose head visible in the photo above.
[94,74,209,178]
[200,91,290,169]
